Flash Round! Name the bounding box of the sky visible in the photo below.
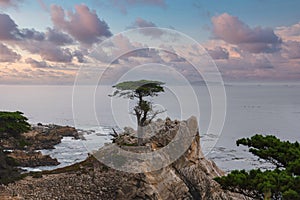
[0,0,300,84]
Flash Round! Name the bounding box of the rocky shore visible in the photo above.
[0,124,81,168]
[2,117,252,200]
[8,150,59,167]
[20,124,80,150]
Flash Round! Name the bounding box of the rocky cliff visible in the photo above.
[2,117,251,200]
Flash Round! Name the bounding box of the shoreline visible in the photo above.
[17,122,276,173]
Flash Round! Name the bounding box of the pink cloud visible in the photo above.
[37,0,48,11]
[282,41,300,59]
[128,17,163,38]
[91,34,147,63]
[211,13,281,53]
[0,13,84,63]
[132,17,156,28]
[0,43,21,62]
[21,40,73,63]
[0,0,23,8]
[276,22,300,42]
[50,4,112,45]
[25,58,53,69]
[207,46,229,60]
[0,67,75,85]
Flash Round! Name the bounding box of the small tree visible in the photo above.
[110,80,165,145]
[0,111,31,138]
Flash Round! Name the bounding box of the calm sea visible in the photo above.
[1,83,300,172]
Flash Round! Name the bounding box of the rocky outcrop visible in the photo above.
[0,124,80,170]
[3,117,251,200]
[24,124,80,150]
[0,124,80,151]
[7,150,59,167]
[111,116,249,200]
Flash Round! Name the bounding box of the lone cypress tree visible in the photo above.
[110,80,165,145]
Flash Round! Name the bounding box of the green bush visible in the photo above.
[0,111,31,138]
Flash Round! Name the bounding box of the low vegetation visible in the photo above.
[215,134,300,200]
[0,111,31,138]
[0,111,31,184]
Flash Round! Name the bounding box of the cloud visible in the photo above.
[282,41,300,59]
[90,34,144,63]
[159,49,186,63]
[0,67,75,84]
[50,4,112,45]
[0,13,20,40]
[207,46,229,60]
[128,17,163,38]
[22,41,73,62]
[45,28,73,46]
[0,14,46,41]
[132,17,157,28]
[117,48,164,65]
[0,13,84,63]
[276,22,300,42]
[25,58,53,69]
[0,43,21,62]
[37,0,48,11]
[205,16,300,80]
[215,55,275,80]
[72,50,85,63]
[202,37,300,80]
[110,0,166,14]
[0,0,23,8]
[20,28,45,41]
[211,13,281,53]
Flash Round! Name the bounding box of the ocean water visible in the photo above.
[1,83,300,172]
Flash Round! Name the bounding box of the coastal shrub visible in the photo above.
[215,135,300,200]
[18,138,31,149]
[0,111,31,184]
[0,148,22,184]
[5,155,19,166]
[0,111,31,138]
[215,134,300,200]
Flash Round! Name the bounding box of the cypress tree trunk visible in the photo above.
[264,190,271,200]
[137,124,143,146]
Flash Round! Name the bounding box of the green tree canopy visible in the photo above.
[111,80,165,99]
[236,134,300,169]
[110,80,165,145]
[215,134,300,200]
[0,111,31,138]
